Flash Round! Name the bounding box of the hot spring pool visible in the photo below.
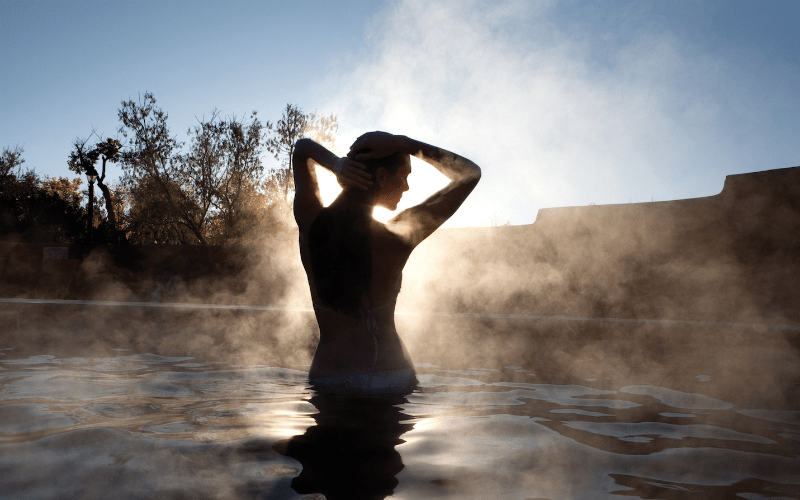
[1,348,799,499]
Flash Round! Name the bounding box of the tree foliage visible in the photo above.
[2,95,339,246]
[1,146,87,243]
[0,145,25,177]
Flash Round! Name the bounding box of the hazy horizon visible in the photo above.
[2,0,799,227]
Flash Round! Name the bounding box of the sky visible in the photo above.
[2,0,799,227]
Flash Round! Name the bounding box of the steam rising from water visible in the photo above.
[2,169,799,499]
[3,164,799,413]
[320,0,800,227]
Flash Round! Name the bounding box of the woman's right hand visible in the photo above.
[333,157,373,191]
[348,131,407,160]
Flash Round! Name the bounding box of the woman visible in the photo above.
[292,131,481,392]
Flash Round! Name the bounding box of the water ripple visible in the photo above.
[0,354,797,499]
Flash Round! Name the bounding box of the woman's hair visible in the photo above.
[309,150,407,317]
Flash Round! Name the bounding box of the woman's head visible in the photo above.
[352,150,411,210]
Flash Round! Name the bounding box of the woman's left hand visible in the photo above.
[333,157,372,190]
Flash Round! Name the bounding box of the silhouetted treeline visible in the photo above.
[1,95,337,245]
[1,146,88,243]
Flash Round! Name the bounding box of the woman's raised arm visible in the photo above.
[292,138,371,231]
[349,132,481,247]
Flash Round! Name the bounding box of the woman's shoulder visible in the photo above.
[370,221,414,260]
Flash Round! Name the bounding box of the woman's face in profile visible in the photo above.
[376,158,411,210]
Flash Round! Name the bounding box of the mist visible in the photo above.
[3,164,799,499]
[320,0,800,227]
[3,165,799,414]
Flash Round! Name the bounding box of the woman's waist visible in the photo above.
[310,368,418,395]
[315,320,399,344]
[312,298,397,314]
[313,303,397,329]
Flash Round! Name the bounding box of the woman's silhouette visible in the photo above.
[293,131,481,392]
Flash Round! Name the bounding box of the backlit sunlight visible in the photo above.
[316,158,450,223]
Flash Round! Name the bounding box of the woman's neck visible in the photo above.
[339,188,375,214]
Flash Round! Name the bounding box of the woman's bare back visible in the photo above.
[301,221,415,379]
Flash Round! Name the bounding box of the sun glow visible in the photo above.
[260,406,317,439]
[315,165,342,207]
[315,158,450,223]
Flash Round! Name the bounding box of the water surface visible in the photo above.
[1,349,799,499]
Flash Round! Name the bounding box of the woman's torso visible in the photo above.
[300,220,415,379]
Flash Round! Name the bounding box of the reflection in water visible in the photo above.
[0,351,798,499]
[609,474,800,499]
[273,392,414,500]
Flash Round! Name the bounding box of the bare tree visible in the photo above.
[118,92,270,244]
[118,92,204,243]
[264,103,338,200]
[178,111,266,243]
[67,135,126,241]
[93,138,123,229]
[66,138,101,240]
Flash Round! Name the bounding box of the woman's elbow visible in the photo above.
[461,166,481,192]
[293,138,313,157]
[469,163,482,183]
[292,139,314,169]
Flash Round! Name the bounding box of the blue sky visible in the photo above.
[2,0,799,226]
